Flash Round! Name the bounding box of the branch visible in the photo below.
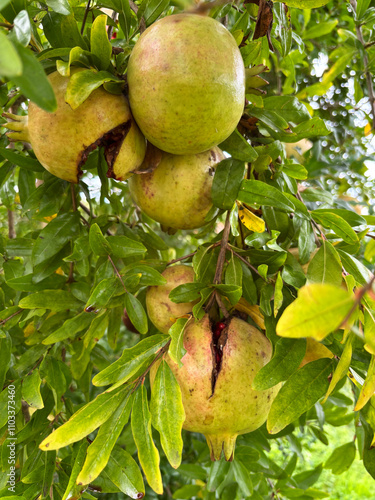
[228,246,267,281]
[8,209,16,239]
[81,0,91,35]
[166,251,197,266]
[108,255,127,292]
[132,340,171,393]
[340,275,375,328]
[0,309,23,326]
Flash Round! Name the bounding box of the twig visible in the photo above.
[107,10,118,41]
[340,275,375,329]
[215,291,230,318]
[67,184,77,283]
[132,340,171,393]
[81,0,91,35]
[108,255,127,291]
[8,209,16,239]
[79,202,114,235]
[166,251,197,266]
[350,0,375,130]
[0,309,23,326]
[228,246,267,280]
[0,22,13,28]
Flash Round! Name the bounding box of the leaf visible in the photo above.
[276,284,355,341]
[238,204,265,233]
[108,236,146,258]
[62,440,88,500]
[11,42,57,112]
[77,391,133,485]
[323,334,353,403]
[22,369,44,410]
[104,447,145,499]
[311,211,359,244]
[93,334,169,387]
[324,442,356,474]
[151,360,185,468]
[274,272,283,317]
[90,14,112,70]
[46,0,72,15]
[39,385,128,450]
[263,96,310,124]
[65,69,121,109]
[169,283,205,303]
[13,10,31,46]
[238,180,295,212]
[19,290,82,311]
[89,223,112,256]
[85,277,122,311]
[214,284,242,306]
[303,20,338,39]
[42,311,95,344]
[0,30,22,78]
[143,0,170,26]
[168,317,189,368]
[225,254,243,288]
[219,129,258,162]
[232,460,253,497]
[355,355,375,411]
[211,159,246,210]
[124,293,148,335]
[252,338,306,391]
[338,250,373,285]
[306,240,343,287]
[0,148,43,172]
[42,450,56,497]
[0,333,12,390]
[131,385,163,494]
[267,358,334,434]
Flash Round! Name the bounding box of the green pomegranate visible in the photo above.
[127,13,245,155]
[128,147,224,230]
[3,71,146,183]
[151,315,280,461]
[146,265,197,334]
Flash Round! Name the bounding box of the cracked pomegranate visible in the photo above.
[128,147,224,230]
[127,13,245,155]
[4,70,146,183]
[152,315,280,460]
[146,265,197,334]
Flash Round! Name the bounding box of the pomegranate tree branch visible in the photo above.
[340,274,375,329]
[228,246,266,281]
[81,0,91,35]
[0,309,23,326]
[166,251,197,266]
[67,184,77,283]
[108,254,127,292]
[213,211,231,284]
[8,209,15,239]
[132,340,171,393]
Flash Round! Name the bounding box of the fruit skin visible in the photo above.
[146,265,197,334]
[151,315,280,460]
[128,147,224,230]
[8,71,146,183]
[127,13,245,155]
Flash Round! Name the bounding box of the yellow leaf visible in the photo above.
[322,333,353,404]
[55,267,64,276]
[238,204,265,233]
[355,355,375,411]
[365,122,372,136]
[24,322,35,337]
[235,298,265,329]
[299,338,333,368]
[44,213,57,222]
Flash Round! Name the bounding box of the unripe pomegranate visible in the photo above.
[151,315,280,460]
[4,71,146,183]
[127,13,245,155]
[128,147,224,230]
[146,265,197,334]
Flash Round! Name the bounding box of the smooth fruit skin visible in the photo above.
[146,265,197,334]
[27,71,146,183]
[127,13,245,155]
[128,147,224,230]
[152,315,280,460]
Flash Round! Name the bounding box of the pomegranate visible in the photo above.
[3,70,146,183]
[151,315,280,460]
[127,13,245,155]
[128,147,224,230]
[146,265,197,334]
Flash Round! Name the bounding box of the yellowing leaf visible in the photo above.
[235,298,265,329]
[323,334,353,404]
[365,122,372,137]
[299,338,334,368]
[276,284,355,341]
[355,355,375,411]
[238,204,265,233]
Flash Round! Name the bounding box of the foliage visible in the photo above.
[0,0,375,499]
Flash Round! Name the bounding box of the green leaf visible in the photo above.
[42,311,95,344]
[311,211,359,244]
[41,356,68,412]
[66,69,121,109]
[62,440,88,500]
[143,0,170,26]
[93,334,169,387]
[324,442,356,474]
[338,250,373,285]
[11,42,57,112]
[276,284,355,341]
[252,338,306,391]
[232,460,253,497]
[238,180,295,212]
[39,385,128,450]
[90,14,112,70]
[131,385,163,494]
[219,130,258,162]
[303,20,338,39]
[0,333,12,390]
[306,240,343,287]
[323,334,353,403]
[0,30,22,78]
[85,277,123,311]
[19,290,82,311]
[42,450,56,497]
[77,391,133,485]
[214,284,242,306]
[225,254,243,288]
[89,223,112,256]
[108,236,146,258]
[263,96,310,124]
[211,159,246,210]
[151,360,185,469]
[46,0,72,15]
[13,10,31,46]
[32,212,80,266]
[172,485,202,499]
[169,282,204,303]
[124,293,148,335]
[104,447,145,499]
[0,148,43,172]
[22,369,44,410]
[168,317,189,368]
[267,358,334,434]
